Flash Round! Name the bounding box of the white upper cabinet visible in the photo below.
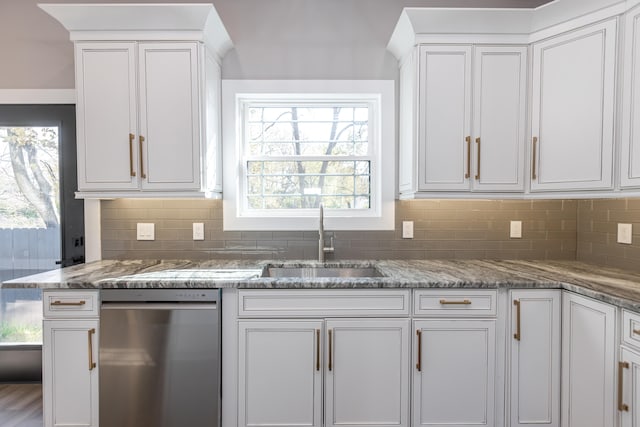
[137,42,201,191]
[389,3,640,198]
[418,45,472,191]
[401,44,527,195]
[76,43,138,191]
[473,46,527,192]
[621,4,640,188]
[76,42,205,193]
[39,4,231,198]
[530,19,617,192]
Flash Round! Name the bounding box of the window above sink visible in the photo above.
[222,80,395,231]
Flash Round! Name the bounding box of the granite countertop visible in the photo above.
[3,258,640,311]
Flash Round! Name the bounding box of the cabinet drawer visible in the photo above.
[622,310,640,351]
[413,289,497,317]
[238,289,410,317]
[43,291,99,318]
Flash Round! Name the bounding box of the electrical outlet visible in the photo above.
[402,221,414,239]
[618,223,633,245]
[193,223,205,241]
[510,221,522,239]
[136,223,155,241]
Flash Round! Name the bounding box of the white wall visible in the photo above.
[1,0,545,88]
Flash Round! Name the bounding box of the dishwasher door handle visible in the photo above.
[101,303,217,310]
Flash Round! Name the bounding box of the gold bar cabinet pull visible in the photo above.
[465,136,471,179]
[328,329,333,371]
[316,329,320,372]
[619,361,629,411]
[88,328,97,371]
[475,137,481,180]
[139,135,147,179]
[532,136,538,180]
[129,133,136,177]
[51,300,86,307]
[416,330,422,372]
[633,329,640,335]
[439,299,472,305]
[513,300,521,341]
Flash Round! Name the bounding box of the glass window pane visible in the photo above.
[0,125,62,346]
[246,105,370,157]
[246,160,370,209]
[0,289,42,344]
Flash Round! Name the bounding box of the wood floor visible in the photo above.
[0,384,43,427]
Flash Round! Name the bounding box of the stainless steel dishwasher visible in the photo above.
[99,289,221,427]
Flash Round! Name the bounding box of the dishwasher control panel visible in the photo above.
[101,288,220,303]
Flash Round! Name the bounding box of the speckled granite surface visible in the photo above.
[3,259,640,311]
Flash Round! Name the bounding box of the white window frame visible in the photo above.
[222,80,395,231]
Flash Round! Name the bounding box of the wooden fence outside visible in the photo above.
[0,227,60,282]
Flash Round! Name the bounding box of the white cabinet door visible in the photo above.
[418,45,472,191]
[509,290,561,427]
[472,46,527,192]
[561,292,616,427]
[413,319,496,427]
[531,19,617,191]
[138,42,201,191]
[398,50,418,195]
[42,319,99,427]
[238,320,323,427]
[75,42,138,191]
[621,5,640,188]
[325,319,410,427]
[620,347,640,427]
[75,41,205,194]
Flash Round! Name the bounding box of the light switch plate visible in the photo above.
[618,223,633,244]
[510,221,522,239]
[193,223,205,241]
[136,223,155,241]
[402,221,414,239]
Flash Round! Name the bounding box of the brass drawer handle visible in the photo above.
[328,329,333,371]
[316,329,320,372]
[88,328,97,371]
[439,299,472,305]
[532,136,538,180]
[139,135,147,179]
[475,137,481,180]
[632,329,640,335]
[129,133,136,177]
[465,136,471,179]
[416,329,422,372]
[619,361,629,412]
[513,300,521,341]
[51,300,86,307]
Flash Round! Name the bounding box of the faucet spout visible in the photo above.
[319,204,325,262]
[318,203,334,262]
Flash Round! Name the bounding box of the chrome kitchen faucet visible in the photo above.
[318,204,335,262]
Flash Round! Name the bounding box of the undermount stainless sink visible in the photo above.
[262,266,384,278]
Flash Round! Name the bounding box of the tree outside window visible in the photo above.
[0,126,60,345]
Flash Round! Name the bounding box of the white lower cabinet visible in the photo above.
[42,291,99,427]
[412,319,496,427]
[619,310,640,427]
[561,292,617,427]
[238,320,323,427]
[620,347,640,427]
[325,319,410,427]
[508,290,561,427]
[238,318,410,427]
